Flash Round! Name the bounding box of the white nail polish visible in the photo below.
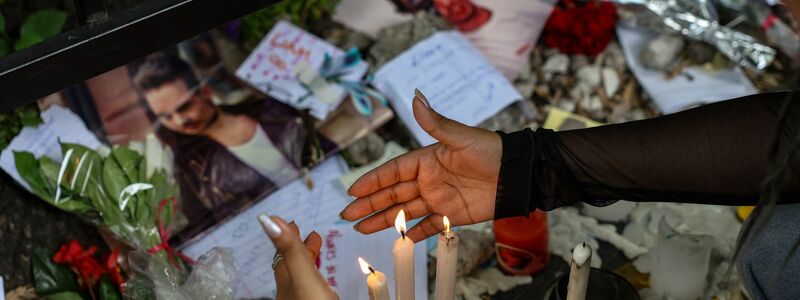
[258,214,282,238]
[415,88,431,108]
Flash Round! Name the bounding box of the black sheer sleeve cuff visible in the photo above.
[495,128,590,220]
[494,128,536,219]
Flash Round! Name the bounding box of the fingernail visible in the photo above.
[258,214,282,238]
[415,89,431,108]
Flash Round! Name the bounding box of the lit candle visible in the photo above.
[435,216,459,300]
[359,257,390,300]
[566,243,592,300]
[393,209,415,300]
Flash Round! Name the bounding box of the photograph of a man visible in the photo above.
[130,52,336,238]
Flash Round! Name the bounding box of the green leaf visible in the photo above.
[16,105,43,127]
[59,143,104,196]
[39,156,95,215]
[98,275,121,300]
[15,33,43,50]
[101,154,127,206]
[46,292,84,300]
[14,151,51,194]
[38,156,61,192]
[32,246,79,295]
[110,146,142,183]
[21,10,67,40]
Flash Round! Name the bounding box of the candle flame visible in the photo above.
[358,257,373,275]
[443,216,451,234]
[395,210,406,236]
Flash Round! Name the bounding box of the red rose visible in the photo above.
[542,0,618,56]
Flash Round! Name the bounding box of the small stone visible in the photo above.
[571,54,590,72]
[477,105,527,133]
[603,41,628,72]
[576,65,602,87]
[602,67,621,97]
[541,53,570,75]
[641,34,685,70]
[686,41,716,65]
[569,81,593,104]
[580,96,604,113]
[558,98,577,112]
[345,132,386,166]
[535,84,550,98]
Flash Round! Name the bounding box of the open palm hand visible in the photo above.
[340,90,502,242]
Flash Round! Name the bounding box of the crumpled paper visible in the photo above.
[613,0,776,70]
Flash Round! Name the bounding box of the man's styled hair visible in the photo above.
[131,52,200,92]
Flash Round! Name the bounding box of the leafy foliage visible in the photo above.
[241,0,339,48]
[32,246,79,295]
[15,9,67,50]
[14,143,178,251]
[0,104,43,150]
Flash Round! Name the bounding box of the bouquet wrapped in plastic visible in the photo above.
[13,141,180,253]
[14,138,236,299]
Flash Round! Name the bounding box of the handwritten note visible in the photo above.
[616,26,757,114]
[179,156,428,299]
[372,31,521,146]
[236,21,368,120]
[0,105,103,191]
[316,224,428,300]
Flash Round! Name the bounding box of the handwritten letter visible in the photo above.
[372,31,521,146]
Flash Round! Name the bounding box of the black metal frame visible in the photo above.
[0,0,281,112]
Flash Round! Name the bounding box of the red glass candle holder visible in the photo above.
[493,210,550,275]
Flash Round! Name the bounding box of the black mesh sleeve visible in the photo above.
[494,91,800,218]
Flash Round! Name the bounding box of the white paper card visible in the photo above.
[180,156,427,299]
[373,31,521,146]
[0,105,103,191]
[616,26,758,114]
[317,224,428,300]
[235,21,368,120]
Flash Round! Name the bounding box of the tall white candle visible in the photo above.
[359,257,390,300]
[435,216,459,300]
[566,243,592,300]
[393,209,415,300]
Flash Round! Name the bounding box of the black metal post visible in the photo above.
[0,0,281,112]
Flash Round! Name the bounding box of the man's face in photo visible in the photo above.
[145,79,217,136]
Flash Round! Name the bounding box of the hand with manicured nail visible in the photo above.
[258,215,339,300]
[340,89,502,242]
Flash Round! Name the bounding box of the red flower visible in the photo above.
[52,240,124,299]
[105,249,125,293]
[542,0,618,56]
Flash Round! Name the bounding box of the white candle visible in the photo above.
[359,257,390,300]
[435,216,459,300]
[566,243,592,300]
[393,209,415,300]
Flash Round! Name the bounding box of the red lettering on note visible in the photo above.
[327,276,338,287]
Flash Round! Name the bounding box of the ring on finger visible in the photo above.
[272,253,284,270]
